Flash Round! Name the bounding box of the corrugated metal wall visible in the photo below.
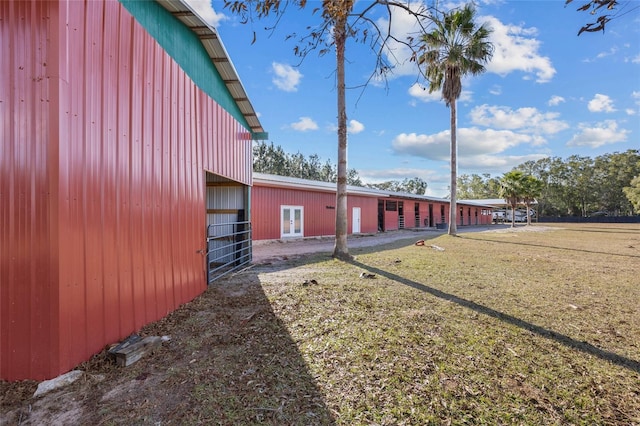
[1,0,253,381]
[0,0,56,381]
[251,185,378,240]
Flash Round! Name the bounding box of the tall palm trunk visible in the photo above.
[333,15,350,260]
[448,99,458,236]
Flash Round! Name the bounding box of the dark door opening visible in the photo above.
[378,200,385,232]
[205,172,252,284]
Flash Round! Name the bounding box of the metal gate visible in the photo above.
[207,220,252,284]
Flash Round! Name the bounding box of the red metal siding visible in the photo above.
[1,0,253,381]
[251,185,378,240]
[0,0,56,381]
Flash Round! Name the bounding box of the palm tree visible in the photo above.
[324,0,353,260]
[500,170,524,228]
[418,4,493,236]
[520,174,543,225]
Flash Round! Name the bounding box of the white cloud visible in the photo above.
[596,46,619,59]
[391,127,536,162]
[408,83,442,102]
[374,9,555,88]
[628,92,640,115]
[348,120,365,134]
[290,117,318,132]
[271,62,302,92]
[482,16,556,83]
[548,95,565,106]
[567,120,629,148]
[359,167,440,182]
[375,10,555,85]
[587,94,616,113]
[408,83,472,103]
[469,104,569,136]
[631,54,640,64]
[390,128,547,183]
[326,120,366,134]
[183,0,227,27]
[458,153,548,171]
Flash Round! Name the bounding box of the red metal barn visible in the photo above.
[251,174,494,240]
[1,0,265,381]
[252,174,380,240]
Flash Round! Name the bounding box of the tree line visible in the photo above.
[255,142,639,217]
[253,141,428,194]
[458,149,640,217]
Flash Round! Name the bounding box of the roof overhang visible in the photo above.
[156,0,267,139]
[252,173,493,206]
[253,173,384,197]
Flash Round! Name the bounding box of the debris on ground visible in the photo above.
[360,272,376,279]
[108,335,164,367]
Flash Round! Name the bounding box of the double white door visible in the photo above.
[281,206,303,238]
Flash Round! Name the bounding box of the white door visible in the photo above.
[352,207,361,234]
[281,205,303,238]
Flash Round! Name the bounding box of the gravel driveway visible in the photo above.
[250,224,544,264]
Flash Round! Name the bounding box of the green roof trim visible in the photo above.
[252,132,269,140]
[119,0,253,132]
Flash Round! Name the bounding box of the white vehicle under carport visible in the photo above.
[494,209,530,223]
[507,210,528,223]
[492,210,506,223]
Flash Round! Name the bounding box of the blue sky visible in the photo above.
[186,0,639,197]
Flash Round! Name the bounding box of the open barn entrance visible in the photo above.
[205,172,252,283]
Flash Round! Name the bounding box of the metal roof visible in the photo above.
[253,173,384,197]
[253,173,494,207]
[156,0,266,136]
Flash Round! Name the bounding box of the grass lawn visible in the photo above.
[2,223,639,425]
[256,223,640,425]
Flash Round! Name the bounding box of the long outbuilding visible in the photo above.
[251,173,494,240]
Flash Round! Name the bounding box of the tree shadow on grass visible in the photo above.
[347,233,443,257]
[460,233,640,259]
[347,258,640,375]
[563,227,640,234]
[140,265,336,425]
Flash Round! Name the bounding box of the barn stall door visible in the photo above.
[281,205,303,238]
[205,176,252,284]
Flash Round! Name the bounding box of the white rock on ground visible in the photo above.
[33,370,84,397]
